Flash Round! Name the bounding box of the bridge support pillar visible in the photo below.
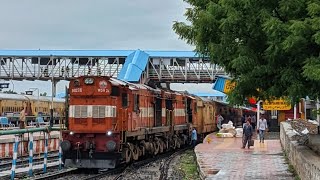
[50,79,57,127]
[52,80,57,98]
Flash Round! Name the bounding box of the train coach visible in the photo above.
[61,76,245,169]
[0,93,65,125]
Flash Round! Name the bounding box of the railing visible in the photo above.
[0,126,65,179]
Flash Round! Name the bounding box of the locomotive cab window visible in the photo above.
[122,93,128,107]
[111,86,120,96]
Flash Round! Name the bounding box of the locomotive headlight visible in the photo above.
[69,131,74,135]
[61,140,71,152]
[84,78,94,85]
[107,131,112,136]
[106,140,116,152]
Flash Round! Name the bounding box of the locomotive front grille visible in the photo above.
[74,118,88,125]
[93,118,105,125]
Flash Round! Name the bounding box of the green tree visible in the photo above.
[40,92,47,96]
[173,0,320,105]
[3,89,17,94]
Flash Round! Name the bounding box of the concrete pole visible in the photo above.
[317,99,320,124]
[28,133,33,176]
[10,135,19,180]
[256,100,263,130]
[37,89,39,117]
[43,132,48,173]
[59,139,62,170]
[50,78,55,127]
[294,104,297,119]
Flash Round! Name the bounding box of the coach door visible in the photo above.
[154,97,162,127]
[165,99,173,126]
[186,97,192,123]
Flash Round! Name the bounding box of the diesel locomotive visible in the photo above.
[61,76,241,169]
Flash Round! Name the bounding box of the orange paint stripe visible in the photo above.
[1,144,5,157]
[9,143,13,157]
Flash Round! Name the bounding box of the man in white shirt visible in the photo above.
[257,115,268,143]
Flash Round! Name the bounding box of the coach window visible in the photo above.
[122,93,128,107]
[134,94,140,112]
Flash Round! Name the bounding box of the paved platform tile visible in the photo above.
[196,133,294,180]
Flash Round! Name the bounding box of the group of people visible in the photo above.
[191,113,269,149]
[242,114,268,149]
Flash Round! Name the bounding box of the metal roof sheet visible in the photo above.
[193,92,226,97]
[0,50,134,57]
[0,49,201,58]
[144,50,199,58]
[212,77,226,92]
[118,50,149,82]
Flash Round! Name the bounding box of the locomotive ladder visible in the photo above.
[119,108,127,151]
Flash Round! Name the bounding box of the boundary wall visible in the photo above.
[280,122,320,180]
[0,132,59,158]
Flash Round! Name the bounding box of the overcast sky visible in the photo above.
[0,0,192,50]
[0,0,219,96]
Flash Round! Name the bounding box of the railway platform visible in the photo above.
[195,133,294,180]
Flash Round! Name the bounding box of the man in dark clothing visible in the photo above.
[242,119,253,149]
[241,115,246,126]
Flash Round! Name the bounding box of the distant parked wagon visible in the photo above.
[0,93,65,126]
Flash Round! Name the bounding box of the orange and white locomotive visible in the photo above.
[61,76,221,169]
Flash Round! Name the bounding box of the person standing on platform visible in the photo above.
[251,115,256,130]
[191,128,197,147]
[241,115,246,126]
[242,119,253,149]
[217,114,224,130]
[19,107,26,129]
[257,114,268,143]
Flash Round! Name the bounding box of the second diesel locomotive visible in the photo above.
[61,76,225,169]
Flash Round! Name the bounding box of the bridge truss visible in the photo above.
[0,50,227,95]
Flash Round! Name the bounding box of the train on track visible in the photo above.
[61,76,245,169]
[0,93,65,125]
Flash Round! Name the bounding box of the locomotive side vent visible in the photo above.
[92,106,106,118]
[74,105,88,124]
[93,106,106,125]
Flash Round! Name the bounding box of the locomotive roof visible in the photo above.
[109,78,161,92]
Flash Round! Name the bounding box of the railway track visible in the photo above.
[31,168,79,180]
[113,147,191,180]
[159,147,190,180]
[6,147,191,180]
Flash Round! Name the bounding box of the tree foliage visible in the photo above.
[2,89,17,94]
[173,0,320,105]
[40,92,47,96]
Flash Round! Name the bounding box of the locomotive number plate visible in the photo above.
[71,88,82,93]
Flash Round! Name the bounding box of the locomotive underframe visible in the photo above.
[62,124,191,169]
[64,152,121,169]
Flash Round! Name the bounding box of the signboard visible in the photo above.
[223,80,236,94]
[213,77,235,94]
[262,99,291,110]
